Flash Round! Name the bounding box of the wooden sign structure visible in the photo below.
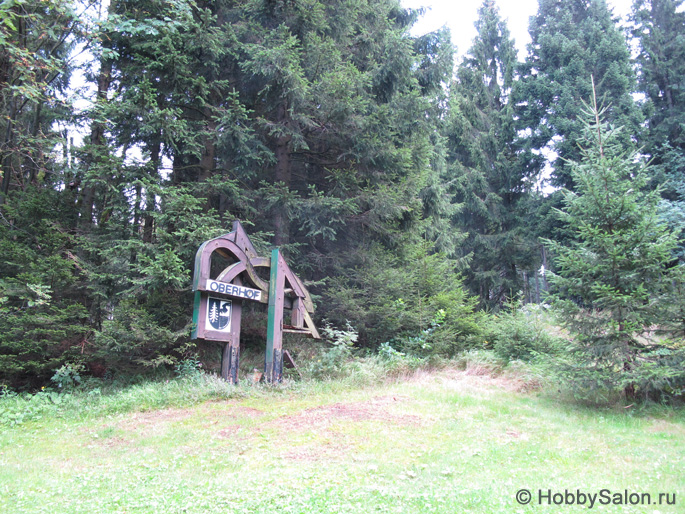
[192,221,319,384]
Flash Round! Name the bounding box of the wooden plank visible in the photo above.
[204,279,263,301]
[283,350,296,368]
[192,240,211,291]
[303,309,321,339]
[283,329,316,336]
[279,259,315,313]
[283,350,301,378]
[216,261,245,283]
[227,276,243,384]
[291,297,304,329]
[232,220,260,260]
[191,290,202,339]
[194,237,270,293]
[195,292,209,339]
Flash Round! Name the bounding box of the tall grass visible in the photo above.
[2,333,679,430]
[0,373,248,427]
[0,345,464,428]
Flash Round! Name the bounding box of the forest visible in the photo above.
[1,0,684,401]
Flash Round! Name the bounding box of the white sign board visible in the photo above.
[205,279,263,301]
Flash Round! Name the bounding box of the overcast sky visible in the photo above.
[400,0,635,61]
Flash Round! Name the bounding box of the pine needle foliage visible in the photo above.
[544,89,685,400]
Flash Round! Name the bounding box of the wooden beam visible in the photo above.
[265,249,285,383]
[222,276,243,384]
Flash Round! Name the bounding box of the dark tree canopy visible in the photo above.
[0,0,683,393]
[446,0,537,308]
[516,0,643,189]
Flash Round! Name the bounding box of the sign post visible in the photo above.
[265,248,285,383]
[192,221,319,384]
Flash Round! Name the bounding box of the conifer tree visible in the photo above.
[446,0,534,308]
[516,0,642,190]
[0,0,476,383]
[631,0,685,255]
[0,0,83,202]
[223,0,465,344]
[545,91,684,399]
[0,0,101,386]
[209,303,218,324]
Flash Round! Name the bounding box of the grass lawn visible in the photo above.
[1,367,683,513]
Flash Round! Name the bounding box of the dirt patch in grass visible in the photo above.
[116,407,193,435]
[125,407,192,425]
[100,435,129,448]
[217,425,243,439]
[280,442,352,462]
[198,402,266,418]
[503,428,530,441]
[434,368,542,394]
[95,366,539,455]
[218,405,266,418]
[266,394,422,433]
[647,420,685,437]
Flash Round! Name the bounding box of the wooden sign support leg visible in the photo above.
[221,277,243,384]
[265,248,285,383]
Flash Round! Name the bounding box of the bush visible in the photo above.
[320,244,482,351]
[485,303,564,362]
[554,342,685,404]
[174,358,204,380]
[300,322,358,380]
[94,301,193,373]
[0,188,92,388]
[377,341,427,371]
[453,349,507,375]
[50,363,85,391]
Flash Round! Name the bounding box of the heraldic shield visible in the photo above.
[207,297,232,332]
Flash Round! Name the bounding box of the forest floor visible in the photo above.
[1,367,684,513]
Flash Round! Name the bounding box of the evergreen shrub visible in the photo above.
[484,303,564,362]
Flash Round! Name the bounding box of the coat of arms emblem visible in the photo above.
[207,297,231,331]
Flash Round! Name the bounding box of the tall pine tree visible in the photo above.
[516,0,642,189]
[631,0,685,256]
[545,93,684,400]
[446,0,535,308]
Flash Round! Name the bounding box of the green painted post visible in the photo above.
[265,248,284,383]
[191,290,201,339]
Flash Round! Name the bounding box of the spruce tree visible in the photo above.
[0,0,475,383]
[516,0,642,190]
[632,0,685,164]
[0,0,83,202]
[631,0,685,255]
[0,0,102,386]
[545,91,684,399]
[446,0,534,308]
[224,0,465,344]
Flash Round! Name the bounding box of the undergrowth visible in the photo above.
[3,307,680,428]
[0,373,246,427]
[0,348,506,428]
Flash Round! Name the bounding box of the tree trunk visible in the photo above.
[78,1,114,224]
[0,99,18,203]
[198,109,216,183]
[142,140,161,244]
[541,245,549,292]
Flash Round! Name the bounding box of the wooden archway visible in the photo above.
[192,221,319,383]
